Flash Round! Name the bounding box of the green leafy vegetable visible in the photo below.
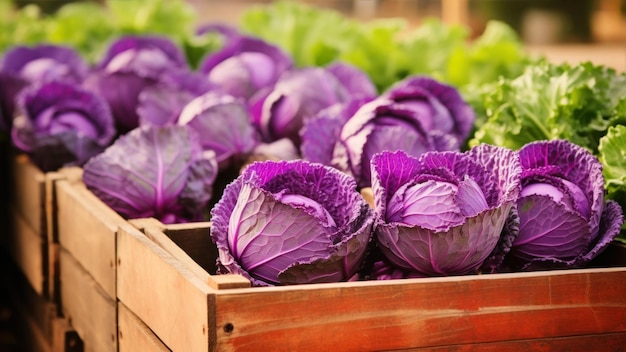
[240,1,533,92]
[469,61,626,153]
[599,125,626,243]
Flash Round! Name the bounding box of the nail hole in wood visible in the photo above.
[223,323,234,334]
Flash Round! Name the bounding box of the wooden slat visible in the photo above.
[52,317,83,352]
[212,268,626,352]
[59,248,117,352]
[142,224,250,290]
[12,153,45,234]
[118,301,170,352]
[10,208,45,296]
[56,178,125,299]
[117,224,215,352]
[413,332,626,351]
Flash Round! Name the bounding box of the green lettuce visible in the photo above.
[599,124,626,242]
[240,1,532,92]
[469,61,626,153]
[0,0,210,67]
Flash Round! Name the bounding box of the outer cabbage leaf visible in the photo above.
[83,125,217,224]
[177,92,259,169]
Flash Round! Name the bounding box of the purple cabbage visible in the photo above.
[371,145,522,277]
[251,63,376,146]
[303,75,475,188]
[0,44,89,132]
[83,35,188,133]
[176,92,260,169]
[199,35,293,102]
[137,69,215,126]
[210,159,374,286]
[301,98,372,166]
[11,81,115,172]
[82,125,218,224]
[382,76,475,144]
[507,139,624,270]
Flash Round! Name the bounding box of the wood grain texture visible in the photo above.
[117,224,215,352]
[56,178,126,299]
[12,153,45,234]
[118,301,170,352]
[410,332,626,351]
[10,208,45,296]
[212,268,626,352]
[59,248,117,352]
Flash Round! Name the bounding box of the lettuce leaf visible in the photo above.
[599,125,626,242]
[470,61,626,153]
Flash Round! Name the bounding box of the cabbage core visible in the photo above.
[520,180,590,218]
[277,193,336,228]
[386,176,488,230]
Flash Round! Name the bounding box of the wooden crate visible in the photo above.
[2,154,65,298]
[54,168,133,352]
[118,220,626,352]
[59,247,117,352]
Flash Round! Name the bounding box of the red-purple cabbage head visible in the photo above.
[83,35,188,133]
[371,145,522,277]
[251,63,375,146]
[11,81,115,172]
[199,35,292,102]
[210,159,374,286]
[331,76,475,188]
[82,125,218,224]
[507,140,624,270]
[0,44,89,132]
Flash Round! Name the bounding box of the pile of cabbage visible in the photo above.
[1,1,624,286]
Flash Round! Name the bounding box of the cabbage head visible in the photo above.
[0,44,88,132]
[507,140,624,270]
[83,125,218,224]
[12,81,115,171]
[371,145,521,276]
[210,159,374,286]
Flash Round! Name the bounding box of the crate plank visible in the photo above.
[117,224,215,352]
[412,332,626,351]
[12,153,45,233]
[52,317,84,352]
[59,248,117,352]
[118,301,170,352]
[212,268,626,352]
[56,177,126,299]
[10,208,46,296]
